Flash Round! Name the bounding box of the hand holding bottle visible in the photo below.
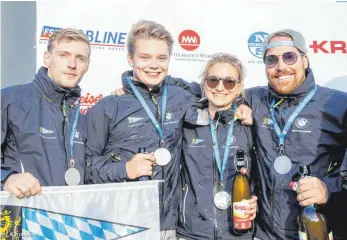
[295,177,329,206]
[290,166,332,240]
[245,195,258,220]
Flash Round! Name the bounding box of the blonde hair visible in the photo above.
[127,20,174,57]
[200,53,246,95]
[47,28,90,55]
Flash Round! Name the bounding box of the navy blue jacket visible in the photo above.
[1,67,86,187]
[177,99,255,240]
[85,71,196,231]
[245,69,347,240]
[342,152,347,191]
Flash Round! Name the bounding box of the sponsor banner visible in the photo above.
[0,182,160,240]
[37,0,347,114]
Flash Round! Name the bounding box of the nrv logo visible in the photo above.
[248,32,269,58]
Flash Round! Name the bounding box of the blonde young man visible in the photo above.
[85,20,197,240]
[1,28,90,196]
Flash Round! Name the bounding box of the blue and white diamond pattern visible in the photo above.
[21,208,147,239]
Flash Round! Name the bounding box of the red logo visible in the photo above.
[178,30,200,51]
[79,93,104,115]
[234,204,246,211]
[309,40,346,54]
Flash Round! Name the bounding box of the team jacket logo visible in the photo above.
[222,135,237,148]
[74,129,80,139]
[166,111,173,120]
[128,117,144,124]
[190,138,206,148]
[39,126,56,139]
[40,126,54,134]
[73,129,84,145]
[128,116,145,128]
[295,118,309,129]
[231,135,236,146]
[192,138,204,144]
[263,117,273,125]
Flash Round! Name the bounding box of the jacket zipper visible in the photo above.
[269,101,282,227]
[270,175,276,228]
[212,116,222,239]
[149,91,165,220]
[150,92,161,121]
[61,98,69,163]
[182,184,188,224]
[212,143,218,239]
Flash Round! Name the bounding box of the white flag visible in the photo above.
[0,181,160,240]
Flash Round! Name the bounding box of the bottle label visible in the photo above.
[299,231,333,240]
[233,199,252,229]
[299,231,307,240]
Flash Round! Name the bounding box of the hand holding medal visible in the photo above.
[126,152,156,179]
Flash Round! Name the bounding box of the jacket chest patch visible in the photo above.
[127,116,145,128]
[39,126,56,139]
[189,137,206,148]
[261,115,312,134]
[292,117,311,133]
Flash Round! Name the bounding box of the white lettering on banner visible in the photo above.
[181,36,198,44]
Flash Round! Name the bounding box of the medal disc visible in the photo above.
[214,191,231,210]
[154,148,171,166]
[65,167,81,186]
[274,155,292,175]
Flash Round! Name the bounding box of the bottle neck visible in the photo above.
[303,204,316,212]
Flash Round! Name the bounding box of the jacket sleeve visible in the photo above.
[165,77,202,98]
[341,151,347,191]
[321,133,347,201]
[1,90,8,162]
[1,91,19,188]
[320,154,345,199]
[243,88,253,107]
[245,125,257,194]
[341,107,347,191]
[85,97,128,184]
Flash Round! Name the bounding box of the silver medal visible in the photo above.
[65,167,81,186]
[154,148,171,166]
[214,191,231,210]
[274,155,292,175]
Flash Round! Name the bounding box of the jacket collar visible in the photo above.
[191,97,237,126]
[121,70,167,97]
[269,68,316,101]
[33,67,81,106]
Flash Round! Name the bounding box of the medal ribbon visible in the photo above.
[127,77,167,141]
[209,104,237,182]
[270,85,317,148]
[62,100,80,167]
